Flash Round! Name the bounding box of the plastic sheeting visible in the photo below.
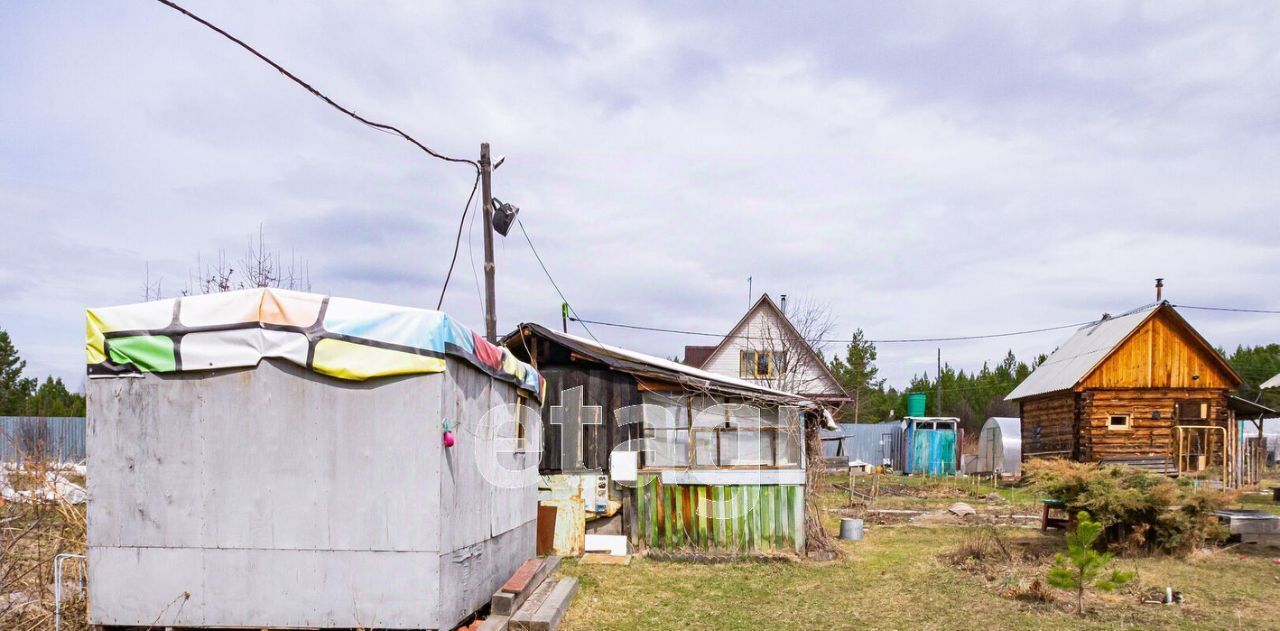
[86,288,544,400]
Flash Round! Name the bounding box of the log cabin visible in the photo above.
[1007,301,1263,484]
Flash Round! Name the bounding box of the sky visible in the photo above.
[2,1,1279,391]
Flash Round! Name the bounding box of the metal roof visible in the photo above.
[505,323,828,416]
[1006,305,1160,401]
[1262,373,1280,390]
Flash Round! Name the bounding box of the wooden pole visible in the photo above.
[481,143,497,343]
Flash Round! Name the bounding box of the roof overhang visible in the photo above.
[1227,394,1277,417]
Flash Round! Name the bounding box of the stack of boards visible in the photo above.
[477,556,578,631]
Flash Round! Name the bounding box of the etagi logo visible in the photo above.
[474,387,804,525]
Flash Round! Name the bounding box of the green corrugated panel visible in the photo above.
[701,486,711,545]
[712,486,726,550]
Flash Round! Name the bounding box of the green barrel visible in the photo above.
[907,393,927,418]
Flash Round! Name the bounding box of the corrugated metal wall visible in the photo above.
[0,416,86,462]
[821,422,900,467]
[634,474,803,553]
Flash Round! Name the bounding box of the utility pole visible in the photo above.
[936,348,942,416]
[480,143,497,343]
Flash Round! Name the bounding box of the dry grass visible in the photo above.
[560,474,1280,631]
[1,454,88,631]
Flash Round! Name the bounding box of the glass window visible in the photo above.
[642,392,689,467]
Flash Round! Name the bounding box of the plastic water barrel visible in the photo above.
[907,393,927,418]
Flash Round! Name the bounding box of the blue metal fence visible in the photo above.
[0,416,86,462]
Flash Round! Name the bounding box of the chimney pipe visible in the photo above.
[1155,278,1164,302]
[780,294,787,315]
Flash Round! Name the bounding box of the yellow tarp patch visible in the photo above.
[312,338,446,381]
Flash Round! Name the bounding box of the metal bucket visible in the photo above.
[839,517,864,541]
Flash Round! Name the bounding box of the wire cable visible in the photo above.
[435,171,480,309]
[155,0,475,168]
[515,219,601,344]
[1172,304,1280,315]
[153,0,480,308]
[567,316,1102,345]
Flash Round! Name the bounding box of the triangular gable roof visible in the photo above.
[695,294,849,399]
[1006,302,1240,401]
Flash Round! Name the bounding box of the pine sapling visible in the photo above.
[1047,511,1134,615]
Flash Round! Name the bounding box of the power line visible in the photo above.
[1173,304,1280,315]
[435,171,480,309]
[515,219,601,345]
[567,316,1101,345]
[153,0,479,308]
[570,301,1280,346]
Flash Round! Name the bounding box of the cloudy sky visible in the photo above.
[3,1,1279,391]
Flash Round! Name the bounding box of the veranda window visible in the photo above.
[641,393,802,469]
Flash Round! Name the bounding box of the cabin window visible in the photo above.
[515,394,528,452]
[1107,414,1131,430]
[739,350,786,379]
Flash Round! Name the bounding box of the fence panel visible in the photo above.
[0,416,87,462]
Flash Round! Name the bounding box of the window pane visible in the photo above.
[641,393,686,428]
[693,430,718,466]
[645,429,689,467]
[721,429,772,466]
[776,428,803,466]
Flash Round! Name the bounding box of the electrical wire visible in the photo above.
[155,0,475,168]
[567,316,1102,345]
[569,301,1280,346]
[1172,304,1280,315]
[515,219,600,344]
[435,171,480,309]
[153,0,480,309]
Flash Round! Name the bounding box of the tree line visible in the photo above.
[828,329,1280,435]
[0,328,85,417]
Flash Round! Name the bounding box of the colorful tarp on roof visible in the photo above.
[86,288,544,400]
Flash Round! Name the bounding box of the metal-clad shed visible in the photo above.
[822,422,901,467]
[972,416,1022,476]
[86,289,544,630]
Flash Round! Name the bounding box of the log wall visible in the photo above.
[1019,393,1077,458]
[1077,388,1230,463]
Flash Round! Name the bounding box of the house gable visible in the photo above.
[1078,306,1239,391]
[698,295,847,399]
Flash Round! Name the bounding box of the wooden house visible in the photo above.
[505,323,833,555]
[1007,302,1263,483]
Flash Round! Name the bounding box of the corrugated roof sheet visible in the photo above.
[1262,373,1280,390]
[1006,305,1158,401]
[511,323,809,402]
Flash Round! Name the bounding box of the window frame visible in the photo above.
[739,350,783,379]
[514,394,528,452]
[1106,413,1131,431]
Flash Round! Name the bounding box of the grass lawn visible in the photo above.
[560,475,1280,631]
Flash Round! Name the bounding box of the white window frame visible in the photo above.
[1107,413,1131,431]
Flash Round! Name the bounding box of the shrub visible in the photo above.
[1025,459,1231,555]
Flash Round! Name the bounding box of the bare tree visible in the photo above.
[735,295,843,559]
[749,295,838,396]
[149,226,315,298]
